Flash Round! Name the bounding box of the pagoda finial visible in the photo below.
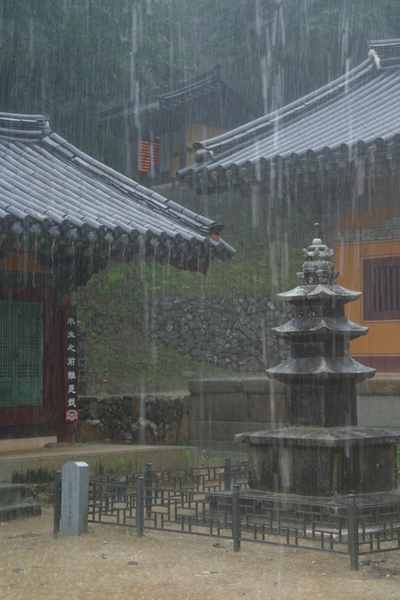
[312,222,322,246]
[299,225,336,284]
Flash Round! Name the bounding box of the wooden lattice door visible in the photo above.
[0,301,42,406]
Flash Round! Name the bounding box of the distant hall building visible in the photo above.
[99,66,254,185]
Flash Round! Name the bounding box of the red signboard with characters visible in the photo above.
[64,305,79,422]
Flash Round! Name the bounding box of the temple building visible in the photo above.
[178,39,400,372]
[99,66,254,185]
[0,112,234,443]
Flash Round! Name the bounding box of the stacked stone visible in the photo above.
[77,394,189,445]
[267,236,374,426]
[239,232,400,497]
[147,295,291,372]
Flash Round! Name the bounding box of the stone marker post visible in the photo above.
[61,461,89,535]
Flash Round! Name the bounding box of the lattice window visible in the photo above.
[0,301,42,406]
[363,256,400,320]
[138,140,150,172]
[17,303,42,379]
[0,302,12,380]
[138,137,160,173]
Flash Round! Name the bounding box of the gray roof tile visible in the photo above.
[0,113,235,273]
[178,41,400,190]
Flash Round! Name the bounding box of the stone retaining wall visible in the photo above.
[147,295,291,372]
[357,375,400,427]
[75,379,286,451]
[76,394,190,446]
[75,376,400,449]
[187,378,286,452]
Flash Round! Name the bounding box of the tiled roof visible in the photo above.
[177,40,400,190]
[99,66,224,120]
[99,66,253,134]
[0,112,234,281]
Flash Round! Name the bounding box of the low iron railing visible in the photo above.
[54,461,400,571]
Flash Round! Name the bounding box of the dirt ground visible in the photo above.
[1,508,400,600]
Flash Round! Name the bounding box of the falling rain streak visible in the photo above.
[0,1,397,393]
[1,0,400,522]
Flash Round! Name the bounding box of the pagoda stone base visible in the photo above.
[237,427,400,497]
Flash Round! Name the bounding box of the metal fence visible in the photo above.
[54,461,400,571]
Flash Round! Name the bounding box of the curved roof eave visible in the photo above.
[0,113,235,273]
[178,42,400,188]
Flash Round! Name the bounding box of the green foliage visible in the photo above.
[201,449,211,466]
[73,185,308,394]
[114,457,125,482]
[0,0,198,164]
[199,449,248,467]
[3,0,400,170]
[73,258,232,394]
[117,457,125,473]
[190,0,400,114]
[184,451,190,471]
[397,445,400,473]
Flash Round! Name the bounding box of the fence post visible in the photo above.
[145,462,152,518]
[232,483,241,552]
[136,476,144,537]
[224,458,231,491]
[53,470,61,535]
[348,494,359,571]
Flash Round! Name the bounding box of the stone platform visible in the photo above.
[237,426,400,496]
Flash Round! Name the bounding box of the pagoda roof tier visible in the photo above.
[273,317,369,341]
[277,284,361,304]
[267,356,375,383]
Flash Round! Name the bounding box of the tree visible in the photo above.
[0,0,197,165]
[190,0,400,114]
[1,0,400,173]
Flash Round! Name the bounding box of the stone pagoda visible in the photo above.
[238,231,400,497]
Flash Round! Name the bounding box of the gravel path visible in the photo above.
[1,508,400,599]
